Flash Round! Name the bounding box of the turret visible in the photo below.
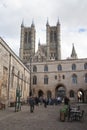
[57,18,61,60]
[31,20,35,28]
[38,39,40,46]
[19,20,24,59]
[21,19,24,27]
[46,18,49,26]
[31,20,35,55]
[46,18,50,60]
[71,43,78,59]
[57,18,60,26]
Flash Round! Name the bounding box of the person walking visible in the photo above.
[64,96,70,105]
[29,96,35,113]
[43,97,47,108]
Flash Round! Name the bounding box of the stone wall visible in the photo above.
[0,37,30,105]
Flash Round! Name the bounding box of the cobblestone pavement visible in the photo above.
[0,103,87,130]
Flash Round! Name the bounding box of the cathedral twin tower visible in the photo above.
[19,20,61,64]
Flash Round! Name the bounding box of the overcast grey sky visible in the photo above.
[0,0,87,59]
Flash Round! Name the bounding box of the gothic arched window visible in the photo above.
[57,64,62,71]
[33,75,37,85]
[24,32,27,43]
[44,65,48,72]
[72,64,76,71]
[28,31,31,43]
[69,90,74,97]
[84,63,87,70]
[33,65,37,72]
[54,31,57,42]
[50,31,53,42]
[72,74,77,84]
[85,73,87,83]
[44,75,48,84]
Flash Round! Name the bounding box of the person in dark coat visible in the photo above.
[35,96,39,106]
[64,96,70,105]
[29,96,35,113]
[43,97,47,108]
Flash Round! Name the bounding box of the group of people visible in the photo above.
[28,96,48,113]
[28,95,70,113]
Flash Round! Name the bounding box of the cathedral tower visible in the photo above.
[46,19,61,60]
[19,21,36,63]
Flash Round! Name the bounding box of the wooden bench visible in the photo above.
[10,102,15,107]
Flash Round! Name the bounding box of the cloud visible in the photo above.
[0,0,87,59]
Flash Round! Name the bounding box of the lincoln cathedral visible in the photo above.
[0,19,87,106]
[19,19,87,103]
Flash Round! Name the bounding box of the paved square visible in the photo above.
[0,103,87,130]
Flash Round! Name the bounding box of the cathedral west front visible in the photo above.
[19,19,87,103]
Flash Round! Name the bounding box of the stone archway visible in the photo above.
[55,84,66,100]
[38,90,44,98]
[77,89,84,103]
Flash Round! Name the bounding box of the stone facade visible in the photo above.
[0,37,30,105]
[19,21,36,64]
[0,18,87,104]
[19,20,61,62]
[20,20,87,103]
[46,19,61,60]
[29,59,87,102]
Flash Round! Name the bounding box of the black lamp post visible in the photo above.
[29,54,32,96]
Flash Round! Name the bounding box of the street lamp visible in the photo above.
[29,54,32,96]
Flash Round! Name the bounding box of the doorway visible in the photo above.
[55,85,66,100]
[77,89,84,103]
[38,90,44,98]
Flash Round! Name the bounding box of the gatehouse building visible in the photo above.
[19,20,87,103]
[0,19,87,105]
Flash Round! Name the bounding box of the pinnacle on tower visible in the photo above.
[31,19,35,27]
[57,18,60,25]
[71,43,78,59]
[38,39,40,46]
[46,18,49,26]
[21,19,24,27]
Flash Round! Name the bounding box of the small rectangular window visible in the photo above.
[55,75,57,80]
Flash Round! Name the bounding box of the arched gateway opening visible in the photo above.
[55,84,66,100]
[38,90,44,97]
[77,89,84,103]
